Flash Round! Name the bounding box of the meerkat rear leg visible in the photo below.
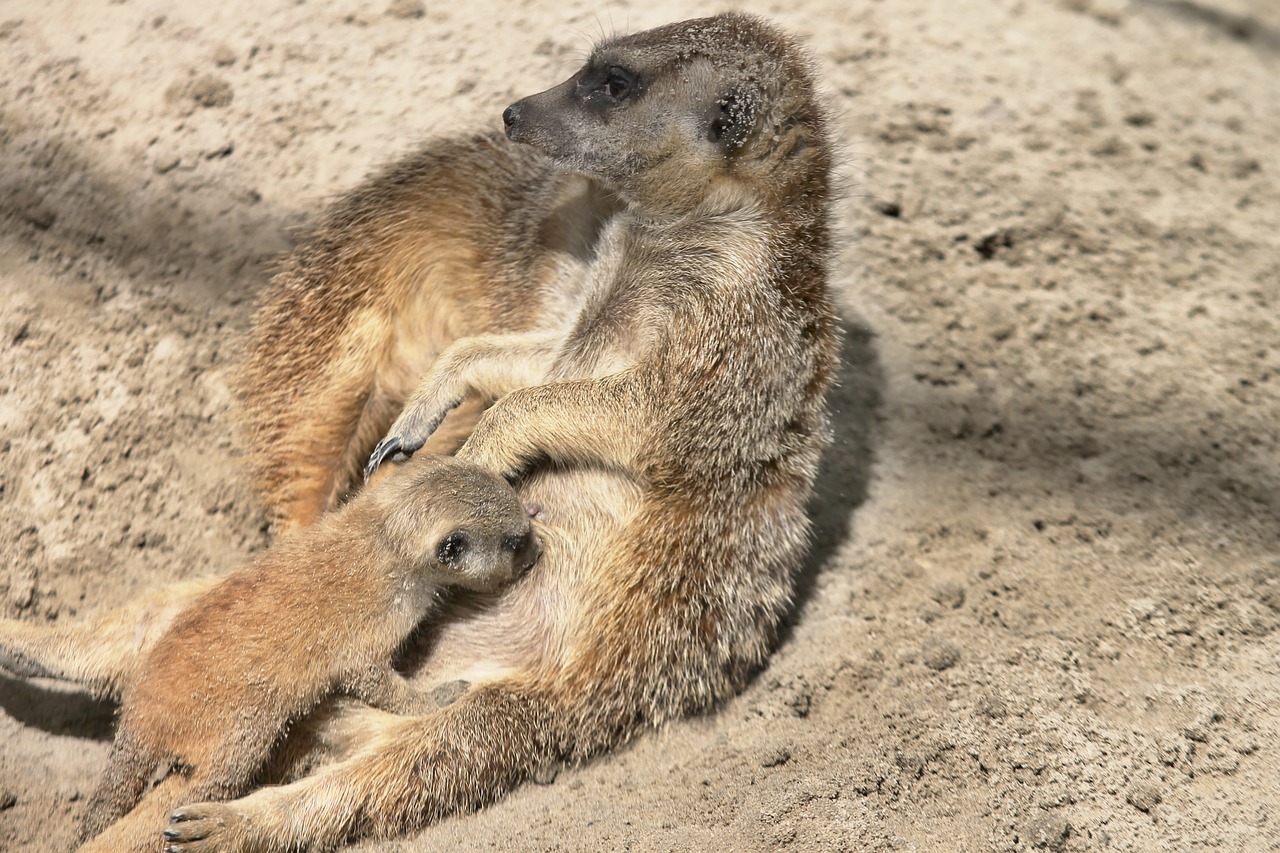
[164,679,557,853]
[366,330,564,477]
[256,378,386,535]
[183,729,282,811]
[236,295,402,533]
[79,733,163,844]
[0,575,220,698]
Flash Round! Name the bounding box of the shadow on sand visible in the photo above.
[0,672,114,741]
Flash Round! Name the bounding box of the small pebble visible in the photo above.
[1022,814,1071,851]
[931,582,966,609]
[976,691,1008,719]
[922,639,961,671]
[212,45,237,67]
[387,0,425,18]
[1126,783,1162,813]
[190,76,233,108]
[760,744,792,768]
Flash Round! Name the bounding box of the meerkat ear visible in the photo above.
[707,88,755,150]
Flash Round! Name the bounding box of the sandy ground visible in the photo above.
[0,0,1277,850]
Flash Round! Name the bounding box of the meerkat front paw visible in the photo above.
[365,396,464,480]
[164,802,250,852]
[365,434,408,481]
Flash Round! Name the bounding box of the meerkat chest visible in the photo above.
[536,251,600,330]
[556,264,663,377]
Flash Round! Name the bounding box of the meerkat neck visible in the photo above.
[619,172,762,226]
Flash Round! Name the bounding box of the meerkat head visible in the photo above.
[376,457,541,592]
[503,13,830,218]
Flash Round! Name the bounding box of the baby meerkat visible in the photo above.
[77,455,540,845]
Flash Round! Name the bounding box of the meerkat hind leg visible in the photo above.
[79,774,198,853]
[166,679,554,852]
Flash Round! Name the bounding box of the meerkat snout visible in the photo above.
[508,527,542,574]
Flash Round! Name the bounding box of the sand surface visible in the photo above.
[1,1,1278,850]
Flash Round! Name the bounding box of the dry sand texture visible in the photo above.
[1,0,1278,850]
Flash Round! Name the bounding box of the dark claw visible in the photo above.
[166,809,210,843]
[429,679,471,708]
[365,436,407,482]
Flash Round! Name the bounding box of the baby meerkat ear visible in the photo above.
[707,88,756,151]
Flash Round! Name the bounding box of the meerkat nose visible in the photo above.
[502,104,519,135]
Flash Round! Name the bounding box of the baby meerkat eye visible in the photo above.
[437,532,469,566]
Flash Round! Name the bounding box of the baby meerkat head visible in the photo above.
[503,13,829,217]
[378,456,541,592]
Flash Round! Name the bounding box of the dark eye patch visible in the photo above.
[437,532,469,565]
[578,64,641,109]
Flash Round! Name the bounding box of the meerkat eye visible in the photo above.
[437,532,469,565]
[602,67,634,100]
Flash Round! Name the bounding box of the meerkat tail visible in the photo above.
[0,575,221,699]
[0,618,127,697]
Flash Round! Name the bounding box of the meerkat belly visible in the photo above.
[381,266,489,400]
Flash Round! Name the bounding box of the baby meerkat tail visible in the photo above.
[0,575,221,700]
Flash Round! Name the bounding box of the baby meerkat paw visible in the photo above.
[164,802,248,852]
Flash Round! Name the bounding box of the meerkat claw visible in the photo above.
[165,805,220,845]
[365,436,407,481]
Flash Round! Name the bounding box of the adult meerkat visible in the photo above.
[77,455,540,847]
[0,14,838,852]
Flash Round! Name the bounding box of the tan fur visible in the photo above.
[76,455,538,847]
[0,14,838,852]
